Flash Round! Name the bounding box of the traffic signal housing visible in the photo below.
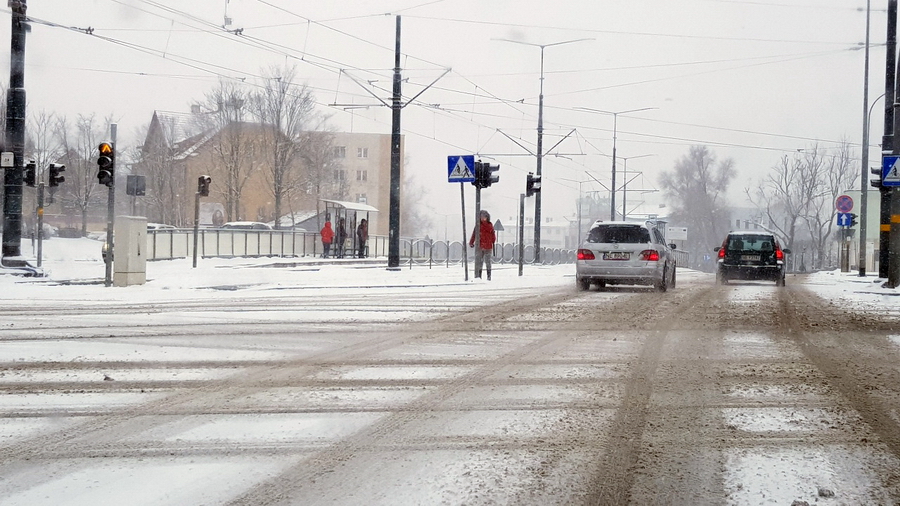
[526,172,541,197]
[97,142,114,187]
[198,175,211,197]
[471,161,485,189]
[871,166,882,189]
[849,213,858,228]
[48,163,65,187]
[23,160,35,187]
[483,162,500,187]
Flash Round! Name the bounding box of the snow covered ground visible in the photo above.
[2,238,900,505]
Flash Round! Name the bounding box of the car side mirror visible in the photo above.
[782,248,792,254]
[713,246,721,252]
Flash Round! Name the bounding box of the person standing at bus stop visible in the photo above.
[469,209,496,280]
[356,218,368,258]
[320,221,334,258]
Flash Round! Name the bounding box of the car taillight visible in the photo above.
[577,249,595,260]
[775,248,784,260]
[718,248,726,259]
[640,249,659,261]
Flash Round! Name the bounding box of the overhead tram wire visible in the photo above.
[28,5,856,165]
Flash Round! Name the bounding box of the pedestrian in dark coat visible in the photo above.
[336,218,348,258]
[356,218,368,258]
[469,210,496,280]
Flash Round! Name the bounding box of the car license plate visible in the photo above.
[741,255,760,261]
[603,251,630,260]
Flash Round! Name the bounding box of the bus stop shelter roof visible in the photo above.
[321,199,379,213]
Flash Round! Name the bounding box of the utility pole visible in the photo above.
[2,0,28,267]
[387,15,402,270]
[859,0,871,277]
[888,0,900,287]
[882,0,897,280]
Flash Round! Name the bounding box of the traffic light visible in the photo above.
[483,162,500,187]
[871,166,882,189]
[97,142,114,187]
[23,160,35,187]
[849,213,858,228]
[48,163,65,187]
[197,175,211,197]
[526,172,542,197]
[471,161,485,189]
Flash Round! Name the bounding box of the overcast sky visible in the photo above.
[0,0,879,233]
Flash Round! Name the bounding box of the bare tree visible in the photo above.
[138,115,191,226]
[746,154,805,253]
[250,65,315,228]
[401,157,433,237]
[659,145,736,268]
[192,79,260,222]
[802,140,858,269]
[23,110,62,235]
[299,128,340,229]
[53,114,111,234]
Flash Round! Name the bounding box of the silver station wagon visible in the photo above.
[575,220,677,292]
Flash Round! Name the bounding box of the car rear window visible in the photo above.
[727,234,775,252]
[587,225,651,244]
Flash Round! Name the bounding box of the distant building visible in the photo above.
[134,111,401,236]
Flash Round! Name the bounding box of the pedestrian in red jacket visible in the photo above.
[320,221,335,258]
[469,209,496,280]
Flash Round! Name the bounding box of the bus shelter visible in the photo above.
[321,199,379,258]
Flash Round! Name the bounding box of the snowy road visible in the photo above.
[1,268,900,505]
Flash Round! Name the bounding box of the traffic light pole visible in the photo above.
[104,127,117,287]
[518,193,525,276]
[460,182,468,282]
[36,182,43,267]
[193,191,201,268]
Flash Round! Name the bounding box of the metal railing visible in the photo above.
[146,229,582,266]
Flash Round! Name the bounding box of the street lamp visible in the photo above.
[616,153,656,219]
[576,107,657,220]
[497,37,592,262]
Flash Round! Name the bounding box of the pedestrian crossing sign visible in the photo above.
[883,155,900,186]
[448,155,475,183]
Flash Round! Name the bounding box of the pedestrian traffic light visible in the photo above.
[23,160,35,187]
[197,175,211,197]
[97,142,114,187]
[48,163,65,187]
[526,172,542,197]
[849,213,858,228]
[483,162,500,187]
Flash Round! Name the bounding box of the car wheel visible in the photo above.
[776,275,785,287]
[655,269,668,292]
[716,270,727,285]
[670,266,677,289]
[577,277,590,291]
[597,281,606,291]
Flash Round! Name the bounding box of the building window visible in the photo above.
[357,193,367,204]
[357,147,368,158]
[334,169,346,181]
[334,146,346,158]
[356,170,367,181]
[735,219,741,229]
